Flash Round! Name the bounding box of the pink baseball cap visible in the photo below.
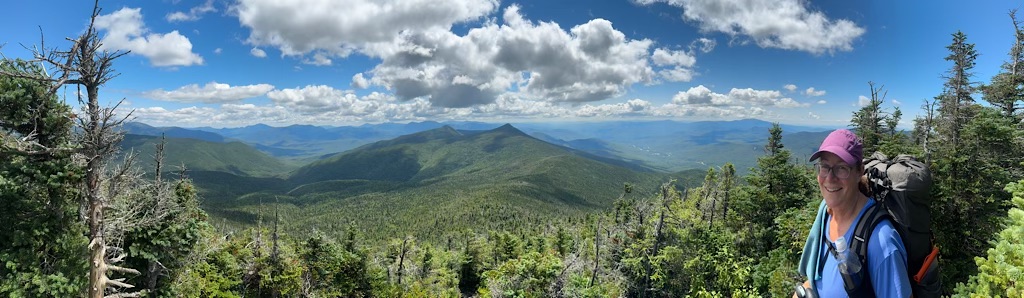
[809,129,863,166]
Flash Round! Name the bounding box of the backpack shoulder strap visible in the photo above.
[842,200,888,297]
[851,201,888,262]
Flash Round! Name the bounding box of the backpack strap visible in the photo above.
[840,200,888,297]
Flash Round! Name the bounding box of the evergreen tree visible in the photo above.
[851,82,888,155]
[952,179,1024,298]
[734,123,815,257]
[0,59,88,296]
[981,10,1024,122]
[929,30,1022,294]
[938,31,979,150]
[120,178,211,297]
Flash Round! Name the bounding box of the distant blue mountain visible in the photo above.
[122,122,226,143]
[129,119,833,173]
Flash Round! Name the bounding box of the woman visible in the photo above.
[795,129,911,298]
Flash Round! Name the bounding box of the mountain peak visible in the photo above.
[490,123,527,136]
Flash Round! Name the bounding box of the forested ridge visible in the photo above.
[3,4,1024,298]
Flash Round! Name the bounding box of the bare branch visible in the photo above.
[104,292,144,298]
[106,264,141,275]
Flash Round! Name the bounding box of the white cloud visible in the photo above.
[784,84,797,92]
[95,8,204,67]
[652,48,696,67]
[166,0,216,22]
[653,103,769,119]
[858,95,871,107]
[267,85,358,112]
[214,48,223,54]
[817,99,827,104]
[892,99,902,105]
[575,99,652,117]
[364,6,655,107]
[651,47,700,82]
[351,73,370,89]
[135,105,294,127]
[235,0,498,56]
[672,85,808,108]
[691,38,716,53]
[638,0,865,54]
[659,67,694,82]
[302,52,332,66]
[234,3,659,108]
[266,85,414,118]
[142,82,274,103]
[804,87,826,96]
[133,93,777,127]
[808,112,820,119]
[250,48,267,58]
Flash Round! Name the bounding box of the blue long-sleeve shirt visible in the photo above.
[814,199,912,298]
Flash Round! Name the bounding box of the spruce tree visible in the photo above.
[0,59,88,296]
[981,10,1024,122]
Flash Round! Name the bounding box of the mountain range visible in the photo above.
[119,120,834,241]
[124,119,833,174]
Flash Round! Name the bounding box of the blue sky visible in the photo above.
[3,0,1021,128]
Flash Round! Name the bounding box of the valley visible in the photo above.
[121,119,832,243]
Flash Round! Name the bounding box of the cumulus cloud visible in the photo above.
[808,112,820,119]
[214,48,223,54]
[653,103,769,119]
[652,48,696,67]
[95,8,203,67]
[817,100,827,104]
[651,48,699,82]
[235,0,498,56]
[250,48,267,58]
[857,95,872,107]
[638,0,865,54]
[784,84,797,92]
[804,87,826,96]
[351,73,370,89]
[135,105,294,127]
[142,82,274,103]
[234,2,659,107]
[302,52,333,66]
[265,85,419,118]
[133,93,778,127]
[575,99,652,117]
[659,67,694,82]
[672,85,807,108]
[892,99,902,105]
[166,0,216,22]
[364,6,655,107]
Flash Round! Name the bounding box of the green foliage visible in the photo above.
[0,59,88,296]
[121,179,211,297]
[173,232,243,298]
[732,123,817,260]
[482,251,563,298]
[953,179,1024,297]
[933,106,1023,293]
[300,233,374,297]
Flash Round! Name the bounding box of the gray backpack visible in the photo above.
[840,152,941,297]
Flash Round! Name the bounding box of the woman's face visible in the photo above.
[816,152,861,204]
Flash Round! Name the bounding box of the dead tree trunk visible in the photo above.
[397,237,409,285]
[589,220,600,288]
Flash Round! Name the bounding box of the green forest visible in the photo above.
[3,4,1024,298]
